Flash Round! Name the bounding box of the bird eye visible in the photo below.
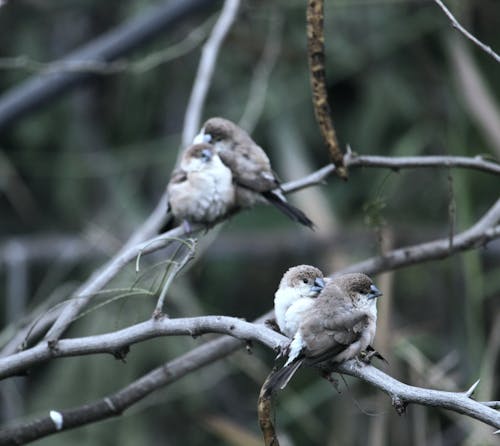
[201,148,212,161]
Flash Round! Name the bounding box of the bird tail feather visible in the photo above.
[261,191,314,229]
[263,359,304,396]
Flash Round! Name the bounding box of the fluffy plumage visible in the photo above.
[194,117,314,228]
[167,143,235,226]
[269,271,382,391]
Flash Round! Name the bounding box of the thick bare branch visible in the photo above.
[433,0,500,63]
[0,332,246,446]
[0,315,279,380]
[0,315,498,445]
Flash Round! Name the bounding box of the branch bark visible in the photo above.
[0,315,498,445]
[306,0,347,179]
[433,0,500,63]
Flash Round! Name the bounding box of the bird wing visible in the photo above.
[218,145,279,192]
[301,311,369,359]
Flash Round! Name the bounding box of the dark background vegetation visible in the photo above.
[0,0,499,445]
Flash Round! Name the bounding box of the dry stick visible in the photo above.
[306,0,347,179]
[1,316,499,445]
[433,0,500,64]
[258,371,280,446]
[181,0,241,147]
[152,239,197,318]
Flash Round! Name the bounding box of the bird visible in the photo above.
[274,265,326,338]
[167,143,235,230]
[269,271,382,390]
[193,117,314,228]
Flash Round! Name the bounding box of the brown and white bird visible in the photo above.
[274,265,326,338]
[270,271,382,390]
[167,143,235,228]
[194,117,314,228]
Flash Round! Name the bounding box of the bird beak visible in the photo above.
[368,284,383,299]
[193,130,212,144]
[311,277,325,293]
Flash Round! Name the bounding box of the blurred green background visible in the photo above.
[0,0,499,445]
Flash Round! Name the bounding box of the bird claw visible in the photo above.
[276,342,291,360]
[265,318,282,333]
[359,347,387,364]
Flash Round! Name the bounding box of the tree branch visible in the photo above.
[181,0,241,146]
[282,153,500,195]
[0,315,279,380]
[0,315,498,445]
[0,0,214,131]
[0,329,247,446]
[339,198,500,276]
[433,0,500,63]
[306,0,347,179]
[345,153,500,176]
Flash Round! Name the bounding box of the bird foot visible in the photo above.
[265,318,282,333]
[359,346,387,364]
[276,342,291,360]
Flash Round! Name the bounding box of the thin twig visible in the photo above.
[181,0,241,146]
[433,0,500,63]
[282,153,500,194]
[152,239,197,318]
[344,153,500,175]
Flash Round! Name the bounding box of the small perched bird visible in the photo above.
[274,265,326,338]
[270,271,382,390]
[167,143,235,229]
[194,117,314,228]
